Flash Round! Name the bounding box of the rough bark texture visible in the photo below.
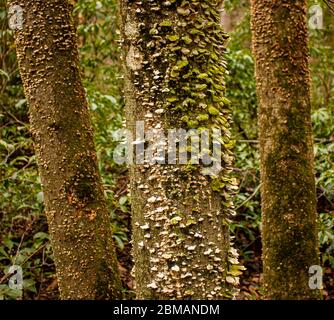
[251,0,321,299]
[121,0,241,299]
[10,0,122,299]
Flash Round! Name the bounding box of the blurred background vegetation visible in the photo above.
[0,0,333,299]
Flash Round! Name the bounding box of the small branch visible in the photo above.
[0,242,48,285]
[236,184,261,211]
[323,0,334,15]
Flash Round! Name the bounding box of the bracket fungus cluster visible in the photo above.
[122,0,243,299]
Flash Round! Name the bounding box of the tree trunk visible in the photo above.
[10,0,122,299]
[250,0,321,299]
[121,0,241,299]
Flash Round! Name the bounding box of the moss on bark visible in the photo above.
[251,0,321,299]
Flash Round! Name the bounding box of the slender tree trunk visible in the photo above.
[250,0,321,299]
[10,0,122,299]
[121,1,241,299]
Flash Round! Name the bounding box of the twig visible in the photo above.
[323,0,334,15]
[0,242,48,285]
[236,184,261,210]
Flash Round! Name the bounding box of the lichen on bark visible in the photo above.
[10,0,123,299]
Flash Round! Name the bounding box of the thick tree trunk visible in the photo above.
[10,0,122,299]
[251,0,321,299]
[121,1,240,299]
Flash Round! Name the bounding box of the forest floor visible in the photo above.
[36,239,334,300]
[2,177,333,300]
[116,237,334,300]
[34,215,334,301]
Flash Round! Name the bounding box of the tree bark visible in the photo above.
[121,0,241,299]
[10,0,122,299]
[250,0,321,299]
